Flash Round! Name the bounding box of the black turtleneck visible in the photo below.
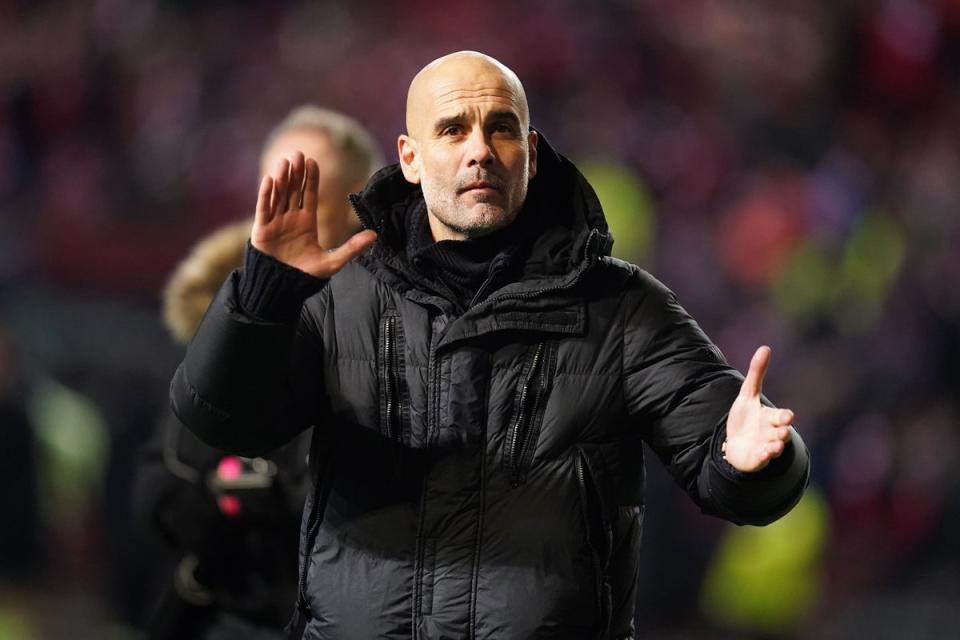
[404,199,526,312]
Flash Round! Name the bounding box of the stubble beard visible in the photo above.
[424,167,528,240]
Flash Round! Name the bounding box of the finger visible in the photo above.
[321,230,378,273]
[255,175,274,225]
[766,439,785,457]
[739,345,771,399]
[287,152,305,210]
[272,158,291,215]
[761,406,794,426]
[755,440,784,467]
[303,158,319,215]
[768,426,792,442]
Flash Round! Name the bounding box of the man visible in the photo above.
[141,106,382,639]
[171,52,809,639]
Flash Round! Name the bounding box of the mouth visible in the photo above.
[459,181,501,195]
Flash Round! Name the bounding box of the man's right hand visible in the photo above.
[252,151,377,278]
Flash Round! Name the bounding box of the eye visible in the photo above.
[442,125,463,136]
[491,121,519,136]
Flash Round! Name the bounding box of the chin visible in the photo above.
[466,205,514,234]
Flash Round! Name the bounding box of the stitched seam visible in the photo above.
[336,356,428,367]
[183,370,230,422]
[554,371,619,378]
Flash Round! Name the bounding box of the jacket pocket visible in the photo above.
[378,314,408,444]
[574,447,613,640]
[504,341,555,487]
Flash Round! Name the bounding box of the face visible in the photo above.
[261,127,361,248]
[399,56,538,241]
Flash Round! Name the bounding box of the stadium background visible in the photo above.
[1,0,959,637]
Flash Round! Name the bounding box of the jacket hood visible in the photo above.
[349,131,613,297]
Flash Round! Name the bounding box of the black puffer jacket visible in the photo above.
[171,136,809,639]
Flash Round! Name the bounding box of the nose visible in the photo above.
[465,128,495,167]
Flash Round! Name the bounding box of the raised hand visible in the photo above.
[722,346,795,473]
[251,151,376,278]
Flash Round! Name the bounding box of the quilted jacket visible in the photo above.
[171,135,810,639]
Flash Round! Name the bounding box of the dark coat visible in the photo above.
[135,411,309,638]
[171,136,809,639]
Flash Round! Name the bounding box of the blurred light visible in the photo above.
[718,171,808,287]
[27,378,109,530]
[834,211,906,332]
[700,489,829,634]
[0,608,35,640]
[771,239,835,324]
[578,161,655,267]
[771,211,905,332]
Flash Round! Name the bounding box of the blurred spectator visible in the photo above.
[135,105,382,640]
[137,218,311,640]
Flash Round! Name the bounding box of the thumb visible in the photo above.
[320,229,378,274]
[740,345,771,399]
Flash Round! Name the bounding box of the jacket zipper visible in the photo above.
[382,315,402,442]
[349,193,377,232]
[427,321,443,444]
[507,342,548,487]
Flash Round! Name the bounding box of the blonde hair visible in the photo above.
[162,220,250,344]
[263,105,383,189]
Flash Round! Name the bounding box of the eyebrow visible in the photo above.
[433,113,467,134]
[487,110,522,127]
[432,109,522,134]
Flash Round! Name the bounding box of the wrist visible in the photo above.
[238,241,327,322]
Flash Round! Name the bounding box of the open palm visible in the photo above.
[723,346,796,473]
[251,151,376,277]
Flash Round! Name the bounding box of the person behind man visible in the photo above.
[138,105,381,640]
[171,52,810,639]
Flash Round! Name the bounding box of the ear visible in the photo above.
[397,135,420,184]
[527,129,538,181]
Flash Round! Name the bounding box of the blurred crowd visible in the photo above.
[2,0,960,638]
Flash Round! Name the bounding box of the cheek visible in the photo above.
[420,152,455,189]
[506,153,529,188]
[497,146,528,174]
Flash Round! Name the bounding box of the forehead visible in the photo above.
[421,64,525,119]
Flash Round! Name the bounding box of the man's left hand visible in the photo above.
[722,346,795,473]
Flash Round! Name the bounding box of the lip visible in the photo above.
[460,182,500,193]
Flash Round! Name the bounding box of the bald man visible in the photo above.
[172,52,810,639]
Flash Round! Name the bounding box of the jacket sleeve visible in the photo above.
[170,243,330,457]
[622,270,810,526]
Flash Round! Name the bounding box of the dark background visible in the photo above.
[1,1,959,638]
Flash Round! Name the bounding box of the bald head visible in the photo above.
[405,51,530,140]
[398,51,538,242]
